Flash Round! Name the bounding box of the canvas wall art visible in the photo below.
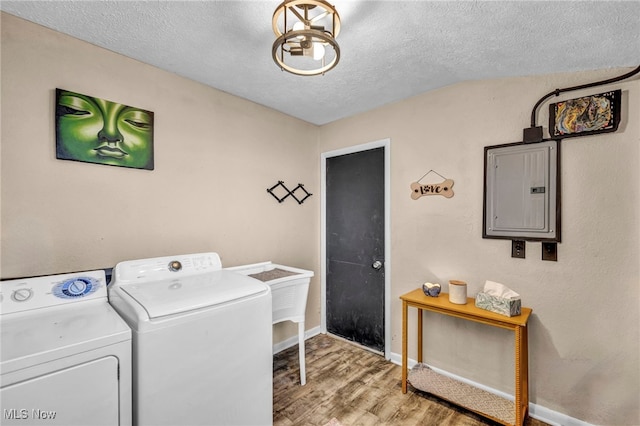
[549,89,621,139]
[56,88,154,170]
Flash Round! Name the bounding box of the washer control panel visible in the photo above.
[1,270,106,315]
[113,252,222,285]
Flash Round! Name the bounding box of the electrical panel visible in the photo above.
[483,140,559,241]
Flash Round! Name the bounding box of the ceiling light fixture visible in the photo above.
[272,0,341,76]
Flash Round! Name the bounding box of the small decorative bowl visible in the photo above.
[422,282,441,297]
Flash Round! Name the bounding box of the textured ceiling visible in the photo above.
[1,1,639,125]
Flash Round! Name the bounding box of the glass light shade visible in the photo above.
[312,42,325,61]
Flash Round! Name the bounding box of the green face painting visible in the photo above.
[56,90,154,169]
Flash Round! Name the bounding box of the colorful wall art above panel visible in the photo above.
[549,89,621,138]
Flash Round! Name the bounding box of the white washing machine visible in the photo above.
[108,252,272,426]
[0,270,132,426]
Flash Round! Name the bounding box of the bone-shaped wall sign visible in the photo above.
[410,179,454,199]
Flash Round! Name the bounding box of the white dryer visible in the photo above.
[1,270,132,426]
[108,252,272,426]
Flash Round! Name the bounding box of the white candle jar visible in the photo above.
[448,280,467,304]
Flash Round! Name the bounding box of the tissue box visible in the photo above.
[475,292,521,317]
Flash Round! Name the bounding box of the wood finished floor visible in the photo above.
[273,334,549,426]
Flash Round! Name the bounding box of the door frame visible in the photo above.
[320,138,391,359]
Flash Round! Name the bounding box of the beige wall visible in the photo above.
[3,11,639,425]
[0,13,321,343]
[319,70,639,424]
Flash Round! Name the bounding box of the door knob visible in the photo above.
[372,260,383,270]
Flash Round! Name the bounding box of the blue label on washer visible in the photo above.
[52,277,100,299]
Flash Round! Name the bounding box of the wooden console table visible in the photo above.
[400,288,532,426]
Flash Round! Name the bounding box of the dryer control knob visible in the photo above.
[169,261,182,272]
[66,279,88,296]
[12,288,33,302]
[52,277,96,299]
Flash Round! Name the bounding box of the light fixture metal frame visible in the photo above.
[272,0,341,76]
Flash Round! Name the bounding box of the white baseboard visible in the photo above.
[389,352,593,426]
[272,325,322,355]
[527,404,594,426]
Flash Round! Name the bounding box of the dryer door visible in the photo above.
[1,356,119,426]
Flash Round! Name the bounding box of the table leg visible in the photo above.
[522,326,529,420]
[402,299,408,393]
[515,325,528,425]
[417,308,423,363]
[520,327,529,421]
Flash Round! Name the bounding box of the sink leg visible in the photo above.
[298,322,306,385]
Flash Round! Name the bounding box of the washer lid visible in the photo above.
[119,270,268,319]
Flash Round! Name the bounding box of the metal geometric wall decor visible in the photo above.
[267,181,312,204]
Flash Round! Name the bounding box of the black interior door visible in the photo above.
[326,147,385,352]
